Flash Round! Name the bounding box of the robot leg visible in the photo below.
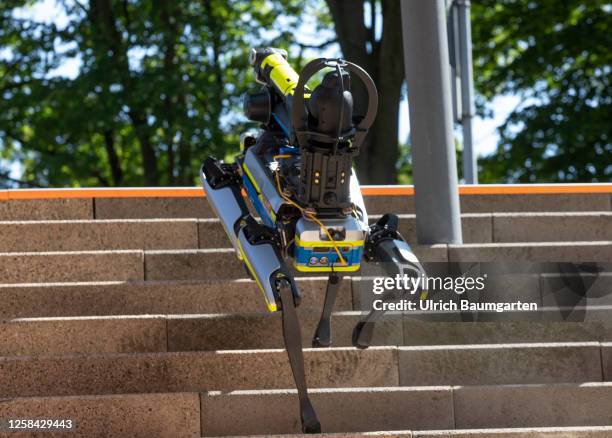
[353,214,427,349]
[312,272,342,348]
[202,158,319,433]
[235,217,320,433]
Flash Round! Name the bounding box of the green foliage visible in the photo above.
[0,0,306,187]
[396,141,412,185]
[472,0,611,182]
[3,0,609,187]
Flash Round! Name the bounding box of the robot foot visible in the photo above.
[352,320,375,349]
[312,330,332,348]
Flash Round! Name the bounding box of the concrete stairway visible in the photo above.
[1,189,611,437]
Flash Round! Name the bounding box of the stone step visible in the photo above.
[0,312,397,355]
[396,342,607,387]
[1,315,168,356]
[2,272,610,319]
[366,212,612,245]
[167,310,612,351]
[2,243,608,284]
[3,393,609,438]
[228,426,612,437]
[1,343,609,398]
[0,246,442,284]
[1,390,610,438]
[1,192,610,221]
[94,196,212,219]
[0,392,200,437]
[4,307,612,355]
[0,213,610,253]
[200,382,612,435]
[0,348,396,397]
[0,217,442,252]
[6,306,612,355]
[446,242,612,263]
[453,193,611,214]
[387,213,612,246]
[0,198,94,220]
[401,315,612,345]
[2,268,610,318]
[0,250,144,284]
[0,219,200,252]
[0,217,441,252]
[490,212,612,243]
[452,382,612,429]
[0,278,353,318]
[87,192,612,219]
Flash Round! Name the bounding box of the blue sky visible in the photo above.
[4,0,519,183]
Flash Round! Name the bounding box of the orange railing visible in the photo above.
[1,183,611,200]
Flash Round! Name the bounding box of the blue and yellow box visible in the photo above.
[293,217,367,273]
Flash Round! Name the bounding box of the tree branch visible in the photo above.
[295,38,338,50]
[91,169,110,186]
[0,172,43,188]
[72,0,89,15]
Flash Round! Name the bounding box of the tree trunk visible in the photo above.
[325,0,404,184]
[129,110,160,186]
[178,137,193,185]
[103,130,123,185]
[89,0,160,186]
[160,0,179,185]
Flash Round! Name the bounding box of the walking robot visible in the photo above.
[201,48,425,433]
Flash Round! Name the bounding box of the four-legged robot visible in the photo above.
[201,48,425,433]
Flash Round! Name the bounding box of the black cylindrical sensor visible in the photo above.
[243,89,271,123]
